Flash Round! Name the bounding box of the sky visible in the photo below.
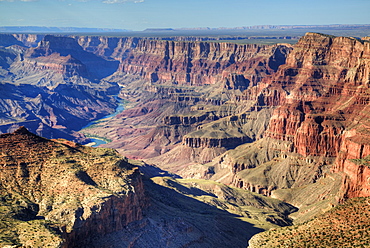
[0,0,369,31]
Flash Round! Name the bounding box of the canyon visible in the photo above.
[1,31,370,247]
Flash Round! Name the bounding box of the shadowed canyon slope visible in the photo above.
[248,197,370,247]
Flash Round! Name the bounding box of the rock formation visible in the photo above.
[81,33,370,225]
[74,33,368,198]
[0,127,302,248]
[251,33,370,198]
[77,36,291,88]
[0,127,147,247]
[79,37,290,164]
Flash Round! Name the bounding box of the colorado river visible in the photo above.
[82,96,125,147]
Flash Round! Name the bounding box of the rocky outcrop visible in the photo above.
[333,128,370,198]
[15,52,89,78]
[0,34,24,48]
[0,127,147,247]
[164,113,212,125]
[183,136,251,149]
[12,33,44,47]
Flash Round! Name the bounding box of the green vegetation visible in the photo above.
[351,155,370,168]
[0,131,139,246]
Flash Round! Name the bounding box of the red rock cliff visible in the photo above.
[77,36,291,89]
[251,33,370,197]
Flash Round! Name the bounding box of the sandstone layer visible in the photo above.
[2,32,370,247]
[76,36,291,88]
[252,33,370,198]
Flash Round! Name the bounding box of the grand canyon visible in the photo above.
[1,30,370,247]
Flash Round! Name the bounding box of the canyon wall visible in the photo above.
[2,32,370,247]
[77,33,370,201]
[148,33,370,203]
[77,36,291,89]
[236,33,370,198]
[0,34,290,145]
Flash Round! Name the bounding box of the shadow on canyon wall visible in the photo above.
[88,178,264,248]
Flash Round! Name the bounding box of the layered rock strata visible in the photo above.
[235,33,370,198]
[76,33,370,203]
[77,36,291,88]
[80,38,290,165]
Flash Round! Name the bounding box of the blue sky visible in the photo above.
[0,0,369,31]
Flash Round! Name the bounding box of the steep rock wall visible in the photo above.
[118,40,290,88]
[243,33,370,198]
[77,36,291,89]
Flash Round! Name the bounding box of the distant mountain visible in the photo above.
[143,28,175,32]
[224,24,370,30]
[175,24,370,31]
[0,26,131,33]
